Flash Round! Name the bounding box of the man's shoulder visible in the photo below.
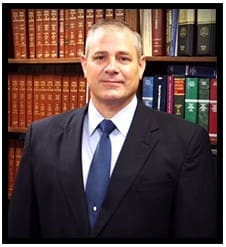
[30,106,87,132]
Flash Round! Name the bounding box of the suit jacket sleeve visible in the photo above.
[8,125,40,238]
[172,126,217,240]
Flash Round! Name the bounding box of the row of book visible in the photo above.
[8,65,88,129]
[142,73,217,142]
[140,9,216,56]
[8,139,24,199]
[9,8,126,59]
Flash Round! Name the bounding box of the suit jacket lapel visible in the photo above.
[52,106,90,236]
[92,102,160,236]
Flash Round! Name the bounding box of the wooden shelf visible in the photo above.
[8,58,81,64]
[8,127,27,134]
[144,56,217,63]
[8,56,217,64]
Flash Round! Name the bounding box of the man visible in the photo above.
[8,19,217,241]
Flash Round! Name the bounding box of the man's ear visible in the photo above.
[80,55,87,78]
[139,55,146,80]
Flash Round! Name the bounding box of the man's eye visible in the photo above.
[94,56,105,61]
[119,56,131,63]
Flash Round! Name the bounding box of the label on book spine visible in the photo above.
[185,77,199,123]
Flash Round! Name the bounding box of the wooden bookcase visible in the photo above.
[6,7,220,199]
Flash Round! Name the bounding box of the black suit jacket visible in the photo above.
[8,101,217,241]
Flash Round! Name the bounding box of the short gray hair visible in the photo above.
[85,19,143,59]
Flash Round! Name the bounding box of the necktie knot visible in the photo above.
[99,119,115,135]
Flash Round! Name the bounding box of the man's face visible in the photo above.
[81,26,146,108]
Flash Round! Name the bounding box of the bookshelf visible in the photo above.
[7,7,220,199]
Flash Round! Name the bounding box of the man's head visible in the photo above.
[81,19,146,113]
[84,19,143,60]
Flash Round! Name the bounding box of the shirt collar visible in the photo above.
[87,96,138,137]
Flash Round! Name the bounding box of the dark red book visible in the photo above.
[151,9,166,56]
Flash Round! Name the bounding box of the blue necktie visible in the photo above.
[86,119,116,229]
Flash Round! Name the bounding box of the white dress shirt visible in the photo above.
[82,96,138,189]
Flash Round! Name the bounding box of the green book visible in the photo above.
[198,78,210,130]
[185,77,199,123]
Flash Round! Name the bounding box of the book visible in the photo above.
[59,9,65,58]
[68,9,77,58]
[142,76,154,108]
[76,9,85,57]
[50,9,58,58]
[198,78,210,130]
[177,9,196,56]
[166,9,173,56]
[174,76,185,118]
[166,75,174,114]
[153,75,167,111]
[169,9,179,56]
[11,9,21,58]
[196,9,216,56]
[185,77,199,123]
[208,78,217,141]
[115,9,125,21]
[140,9,152,56]
[35,9,44,59]
[152,9,166,56]
[8,139,15,199]
[28,9,36,58]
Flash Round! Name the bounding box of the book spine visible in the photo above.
[153,75,167,111]
[166,74,174,114]
[76,9,85,57]
[114,9,125,21]
[18,9,27,58]
[173,76,185,117]
[59,9,65,58]
[18,71,26,128]
[177,9,196,56]
[8,139,15,199]
[166,9,173,56]
[43,9,50,58]
[26,71,33,127]
[125,9,138,31]
[8,74,12,127]
[35,9,44,59]
[142,76,154,108]
[33,68,41,121]
[196,9,216,56]
[28,9,36,58]
[105,9,114,19]
[140,9,152,56]
[62,66,70,112]
[50,9,58,58]
[152,9,166,56]
[46,69,54,117]
[209,78,217,141]
[11,73,19,127]
[11,9,21,58]
[85,9,94,39]
[185,77,199,123]
[78,75,87,107]
[70,65,78,109]
[64,9,70,58]
[39,74,47,119]
[198,78,210,130]
[68,9,77,58]
[95,9,104,23]
[53,66,62,115]
[169,9,179,56]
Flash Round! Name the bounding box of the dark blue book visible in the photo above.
[153,75,167,112]
[142,76,154,108]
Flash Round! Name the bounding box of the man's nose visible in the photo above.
[104,58,119,74]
